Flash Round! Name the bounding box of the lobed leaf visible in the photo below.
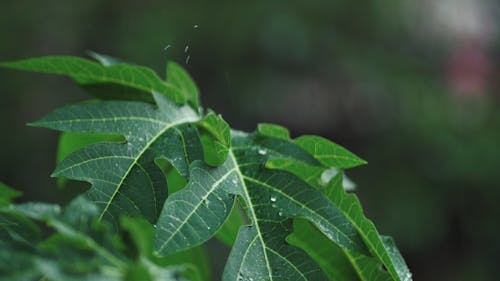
[0,55,200,108]
[154,131,369,281]
[31,92,203,227]
[268,153,412,281]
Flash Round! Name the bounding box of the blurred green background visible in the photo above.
[1,1,499,280]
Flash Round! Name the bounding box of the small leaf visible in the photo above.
[257,123,290,140]
[196,112,231,166]
[0,182,21,206]
[295,135,367,168]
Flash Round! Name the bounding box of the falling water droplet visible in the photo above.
[185,55,191,65]
[164,44,171,51]
[153,224,157,229]
[204,198,210,207]
[232,179,238,185]
[193,24,199,29]
[258,149,267,155]
[278,211,283,216]
[270,196,277,202]
[184,45,189,53]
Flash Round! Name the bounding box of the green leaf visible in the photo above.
[294,135,367,168]
[1,197,192,281]
[3,54,411,281]
[167,61,200,110]
[288,175,393,281]
[268,159,411,281]
[0,182,21,206]
[257,123,290,140]
[31,92,203,226]
[154,131,368,281]
[196,112,231,166]
[0,56,197,107]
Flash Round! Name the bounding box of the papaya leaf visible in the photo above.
[1,55,412,281]
[30,92,203,226]
[2,197,191,281]
[267,140,412,281]
[154,130,368,281]
[0,55,198,108]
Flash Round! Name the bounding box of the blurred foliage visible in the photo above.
[1,0,499,280]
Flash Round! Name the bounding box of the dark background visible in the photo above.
[1,1,499,280]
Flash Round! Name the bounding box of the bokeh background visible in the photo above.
[1,1,499,280]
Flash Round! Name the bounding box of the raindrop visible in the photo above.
[193,24,199,29]
[153,224,157,229]
[270,196,277,202]
[320,168,338,185]
[278,211,283,216]
[163,44,171,51]
[184,45,189,53]
[258,149,267,155]
[185,55,191,65]
[204,198,210,207]
[207,226,211,230]
[231,179,238,185]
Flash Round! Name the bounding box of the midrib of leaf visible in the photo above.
[229,150,274,281]
[155,165,237,253]
[35,116,169,127]
[98,116,197,221]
